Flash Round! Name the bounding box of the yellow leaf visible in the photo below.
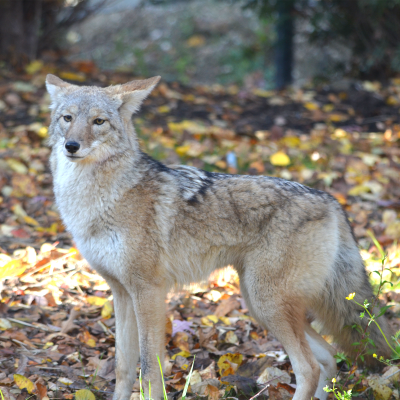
[12,203,28,218]
[159,136,176,149]
[332,193,347,205]
[280,136,300,148]
[75,389,96,400]
[215,160,227,169]
[217,353,243,375]
[23,215,39,226]
[207,315,219,323]
[157,105,170,113]
[250,331,259,340]
[225,331,239,344]
[201,316,214,326]
[69,247,79,256]
[7,159,28,174]
[385,221,400,239]
[329,113,348,122]
[168,120,207,134]
[37,126,48,138]
[86,296,108,306]
[58,377,74,386]
[25,60,44,74]
[368,377,392,400]
[348,185,370,196]
[186,35,205,47]
[322,104,335,112]
[219,317,231,325]
[252,89,275,98]
[386,95,398,106]
[14,374,35,394]
[270,151,290,167]
[0,318,12,330]
[101,300,113,319]
[304,102,319,111]
[171,350,191,360]
[176,145,191,157]
[59,71,86,82]
[332,128,347,138]
[86,338,96,347]
[0,260,26,280]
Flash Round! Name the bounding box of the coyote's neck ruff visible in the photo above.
[47,75,392,400]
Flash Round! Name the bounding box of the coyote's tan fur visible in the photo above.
[46,74,392,400]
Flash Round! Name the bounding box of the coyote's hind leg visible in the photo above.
[240,271,320,400]
[305,323,337,400]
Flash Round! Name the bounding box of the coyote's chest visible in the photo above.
[53,157,123,274]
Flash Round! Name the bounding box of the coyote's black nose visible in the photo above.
[65,141,80,154]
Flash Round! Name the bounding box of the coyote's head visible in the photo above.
[46,74,160,162]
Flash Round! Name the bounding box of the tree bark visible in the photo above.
[0,0,42,66]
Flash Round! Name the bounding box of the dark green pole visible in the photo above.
[275,0,295,89]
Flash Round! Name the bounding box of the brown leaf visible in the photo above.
[172,331,190,352]
[165,317,172,345]
[204,384,220,400]
[34,381,48,400]
[60,307,81,334]
[214,296,240,317]
[268,385,294,400]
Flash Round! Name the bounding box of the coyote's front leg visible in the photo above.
[131,281,167,400]
[107,278,140,400]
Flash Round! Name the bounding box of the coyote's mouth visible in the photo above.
[66,155,85,160]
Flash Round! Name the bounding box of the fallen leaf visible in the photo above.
[368,376,392,400]
[75,389,96,400]
[171,350,191,360]
[0,260,26,280]
[270,151,290,167]
[304,102,319,111]
[256,366,291,385]
[101,300,113,319]
[172,331,190,352]
[187,35,205,47]
[218,353,243,376]
[58,377,74,386]
[204,384,219,400]
[59,71,86,82]
[0,318,12,330]
[215,297,240,317]
[25,60,44,74]
[34,382,48,400]
[14,374,35,394]
[86,296,108,306]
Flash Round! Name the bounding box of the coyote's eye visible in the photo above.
[63,115,72,122]
[94,118,105,125]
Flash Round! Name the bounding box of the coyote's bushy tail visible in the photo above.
[312,226,393,364]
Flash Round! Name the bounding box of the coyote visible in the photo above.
[46,74,392,400]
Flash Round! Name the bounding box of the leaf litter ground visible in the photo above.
[0,64,400,400]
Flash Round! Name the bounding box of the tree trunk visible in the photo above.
[0,0,42,66]
[275,0,295,89]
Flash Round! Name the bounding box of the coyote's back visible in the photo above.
[46,74,393,400]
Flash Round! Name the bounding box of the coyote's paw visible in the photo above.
[112,391,133,400]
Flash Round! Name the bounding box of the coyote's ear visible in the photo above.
[108,76,161,119]
[46,74,77,103]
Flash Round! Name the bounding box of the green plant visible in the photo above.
[324,378,352,400]
[332,235,400,396]
[78,350,104,392]
[139,355,195,400]
[329,231,400,395]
